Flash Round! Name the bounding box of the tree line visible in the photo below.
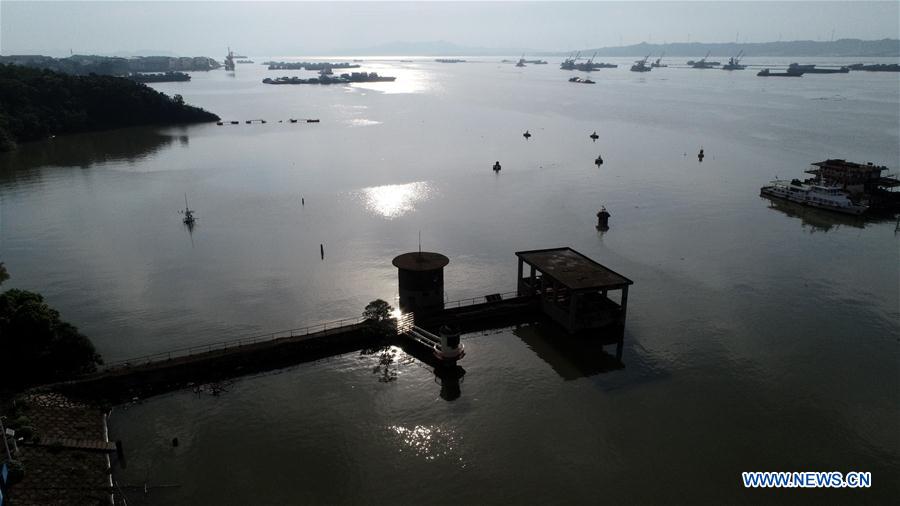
[0,63,219,151]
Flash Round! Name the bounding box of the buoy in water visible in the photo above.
[698,148,705,162]
[493,161,501,172]
[523,130,531,140]
[596,207,611,231]
[595,155,604,166]
[590,131,599,141]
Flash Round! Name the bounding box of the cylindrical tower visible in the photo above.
[392,251,449,314]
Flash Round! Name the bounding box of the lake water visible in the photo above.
[1,56,898,504]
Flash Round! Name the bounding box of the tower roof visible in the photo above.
[392,252,449,271]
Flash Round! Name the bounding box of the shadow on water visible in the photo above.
[513,321,626,380]
[0,126,181,175]
[512,320,670,391]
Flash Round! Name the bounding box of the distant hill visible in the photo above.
[574,38,900,57]
[0,64,219,151]
[332,38,899,57]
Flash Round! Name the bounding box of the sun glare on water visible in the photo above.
[358,181,433,219]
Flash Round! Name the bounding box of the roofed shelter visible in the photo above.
[516,248,633,333]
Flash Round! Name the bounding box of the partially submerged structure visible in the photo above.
[516,248,633,333]
[806,159,899,194]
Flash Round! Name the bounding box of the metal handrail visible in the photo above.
[103,316,366,370]
[443,290,519,309]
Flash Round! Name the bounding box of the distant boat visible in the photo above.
[651,53,668,68]
[630,55,652,72]
[721,51,746,70]
[788,63,849,74]
[757,68,803,77]
[760,179,867,215]
[181,194,196,225]
[689,52,720,69]
[224,47,236,71]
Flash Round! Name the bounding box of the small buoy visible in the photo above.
[493,161,501,172]
[172,437,179,447]
[590,131,599,141]
[217,122,223,126]
[698,147,705,162]
[596,207,611,231]
[595,155,604,166]
[301,197,305,206]
[523,130,531,139]
[320,243,324,259]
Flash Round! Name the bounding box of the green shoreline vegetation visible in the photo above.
[0,63,219,152]
[0,263,102,390]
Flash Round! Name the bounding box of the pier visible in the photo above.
[47,247,630,403]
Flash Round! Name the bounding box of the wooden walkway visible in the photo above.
[35,438,117,453]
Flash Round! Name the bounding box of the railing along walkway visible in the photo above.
[103,316,366,371]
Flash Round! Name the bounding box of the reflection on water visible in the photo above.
[356,181,433,219]
[760,194,868,233]
[0,127,180,174]
[388,424,463,463]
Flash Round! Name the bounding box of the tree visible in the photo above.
[0,289,102,388]
[362,299,397,336]
[0,262,8,285]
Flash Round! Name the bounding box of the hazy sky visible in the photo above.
[2,1,898,56]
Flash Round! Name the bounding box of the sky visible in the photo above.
[1,1,898,57]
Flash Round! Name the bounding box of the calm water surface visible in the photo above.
[1,56,898,504]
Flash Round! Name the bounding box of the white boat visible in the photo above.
[760,179,867,215]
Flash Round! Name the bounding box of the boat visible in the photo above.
[306,119,320,123]
[757,68,803,77]
[127,71,191,83]
[181,194,196,225]
[689,52,720,69]
[267,61,361,71]
[847,63,900,72]
[560,52,578,70]
[651,53,667,68]
[262,71,396,85]
[721,51,746,70]
[524,59,548,65]
[787,63,849,74]
[435,59,465,63]
[568,76,595,84]
[289,119,298,123]
[224,47,235,71]
[630,55,651,72]
[759,179,867,215]
[236,59,254,64]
